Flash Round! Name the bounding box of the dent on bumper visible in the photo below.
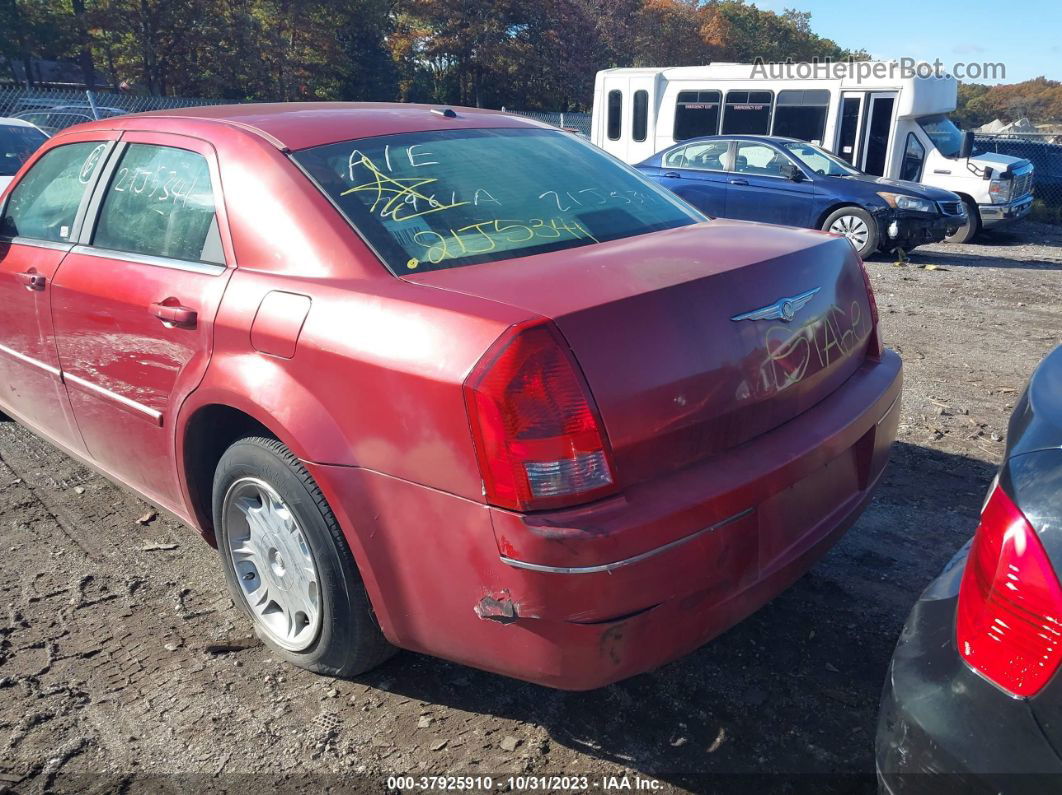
[884,212,959,247]
[309,351,902,689]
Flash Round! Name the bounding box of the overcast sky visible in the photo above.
[756,0,1060,84]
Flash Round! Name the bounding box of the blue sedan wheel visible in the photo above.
[823,206,878,258]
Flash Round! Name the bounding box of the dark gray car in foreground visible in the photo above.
[878,345,1062,793]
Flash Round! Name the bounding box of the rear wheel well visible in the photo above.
[183,405,275,541]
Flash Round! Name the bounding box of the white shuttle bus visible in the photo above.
[590,62,1033,241]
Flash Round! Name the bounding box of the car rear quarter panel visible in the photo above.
[179,132,533,504]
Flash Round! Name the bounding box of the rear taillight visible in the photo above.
[463,320,617,512]
[857,256,883,358]
[957,484,1062,697]
[857,256,880,325]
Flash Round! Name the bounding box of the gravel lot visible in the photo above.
[1,221,1060,793]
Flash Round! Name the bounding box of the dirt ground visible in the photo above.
[1,221,1060,794]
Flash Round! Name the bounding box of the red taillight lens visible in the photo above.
[957,485,1062,697]
[463,321,617,512]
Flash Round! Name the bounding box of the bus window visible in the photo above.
[722,91,773,135]
[633,90,649,142]
[772,90,830,144]
[607,90,623,141]
[673,90,721,141]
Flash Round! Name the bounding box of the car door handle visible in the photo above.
[663,171,682,179]
[150,302,198,328]
[728,178,749,186]
[16,271,46,291]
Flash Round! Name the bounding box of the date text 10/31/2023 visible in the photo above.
[385,775,666,791]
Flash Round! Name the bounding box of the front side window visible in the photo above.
[632,90,649,143]
[93,143,222,264]
[772,89,830,144]
[0,141,107,241]
[293,128,701,274]
[0,123,48,177]
[901,133,926,182]
[722,90,773,135]
[673,90,721,141]
[733,143,790,177]
[917,114,964,159]
[607,90,623,141]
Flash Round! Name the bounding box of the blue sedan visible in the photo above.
[636,135,966,257]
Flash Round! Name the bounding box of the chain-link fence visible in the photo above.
[975,133,1062,211]
[0,86,227,134]
[0,88,596,138]
[503,110,592,137]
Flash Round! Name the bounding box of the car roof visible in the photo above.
[0,116,46,129]
[672,134,805,146]
[57,102,551,152]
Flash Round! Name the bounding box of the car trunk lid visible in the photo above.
[407,220,875,487]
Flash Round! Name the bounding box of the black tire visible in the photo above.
[822,206,879,258]
[212,436,395,676]
[944,197,980,244]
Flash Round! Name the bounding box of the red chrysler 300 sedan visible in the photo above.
[0,104,901,689]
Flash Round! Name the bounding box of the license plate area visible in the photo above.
[756,446,861,570]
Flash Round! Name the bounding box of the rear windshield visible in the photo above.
[292,127,700,274]
[0,123,48,177]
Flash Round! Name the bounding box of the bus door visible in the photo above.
[626,75,657,164]
[860,92,897,176]
[835,92,866,165]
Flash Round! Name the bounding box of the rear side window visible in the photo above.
[674,91,721,141]
[662,146,688,169]
[632,90,649,143]
[93,143,223,264]
[607,90,623,141]
[901,133,926,182]
[772,90,830,144]
[722,90,773,135]
[681,141,730,171]
[0,142,107,241]
[293,128,700,274]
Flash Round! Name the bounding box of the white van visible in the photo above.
[591,63,1033,242]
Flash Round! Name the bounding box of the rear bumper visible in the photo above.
[979,195,1033,227]
[308,349,902,689]
[876,541,1062,794]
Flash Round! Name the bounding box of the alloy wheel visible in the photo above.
[829,215,870,249]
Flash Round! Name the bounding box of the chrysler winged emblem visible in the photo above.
[730,288,820,323]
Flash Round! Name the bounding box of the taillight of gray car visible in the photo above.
[877,345,1062,793]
